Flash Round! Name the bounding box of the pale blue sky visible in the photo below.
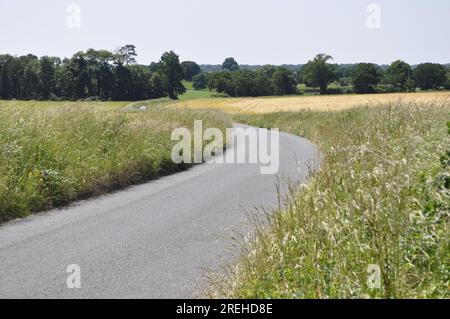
[0,0,449,65]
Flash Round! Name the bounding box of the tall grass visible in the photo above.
[0,100,231,222]
[212,102,449,298]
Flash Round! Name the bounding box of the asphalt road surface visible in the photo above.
[0,124,318,298]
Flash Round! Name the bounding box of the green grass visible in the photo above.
[129,85,215,104]
[0,100,231,223]
[210,102,450,298]
[178,89,216,101]
[180,81,218,100]
[182,80,194,90]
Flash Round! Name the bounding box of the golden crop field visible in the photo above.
[171,91,450,114]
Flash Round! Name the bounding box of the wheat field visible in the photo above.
[172,91,450,114]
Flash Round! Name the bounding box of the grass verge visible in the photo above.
[211,102,449,298]
[0,100,231,223]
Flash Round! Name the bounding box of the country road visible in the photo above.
[0,125,318,299]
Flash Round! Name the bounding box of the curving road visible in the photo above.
[0,124,318,298]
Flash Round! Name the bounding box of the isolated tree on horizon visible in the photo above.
[303,54,336,94]
[159,51,186,99]
[222,57,239,71]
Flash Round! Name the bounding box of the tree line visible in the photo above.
[1,46,449,101]
[0,45,186,101]
[297,54,449,94]
[197,55,450,97]
[188,57,297,97]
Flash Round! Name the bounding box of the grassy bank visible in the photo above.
[212,102,449,298]
[0,100,231,223]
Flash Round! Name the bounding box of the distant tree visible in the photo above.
[233,70,257,96]
[257,65,277,78]
[85,49,115,100]
[112,63,132,100]
[39,56,56,99]
[414,63,447,90]
[149,61,162,73]
[67,52,91,99]
[149,72,166,98]
[0,55,12,99]
[207,67,297,97]
[180,61,201,81]
[159,51,186,99]
[192,73,208,90]
[222,57,239,71]
[127,64,153,100]
[334,64,357,79]
[295,67,305,84]
[446,71,450,90]
[303,54,336,94]
[0,46,171,101]
[23,58,40,99]
[271,67,297,95]
[351,63,381,93]
[255,66,277,95]
[208,71,235,95]
[385,60,413,92]
[117,44,137,65]
[253,71,274,96]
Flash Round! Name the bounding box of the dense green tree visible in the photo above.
[207,66,297,97]
[209,71,235,95]
[414,63,447,90]
[39,56,56,99]
[1,47,448,101]
[254,68,276,96]
[149,72,166,98]
[271,67,297,95]
[385,60,413,92]
[159,51,186,99]
[149,61,162,73]
[222,57,239,71]
[0,55,12,99]
[66,52,90,99]
[303,54,336,94]
[234,70,258,96]
[446,71,450,90]
[23,59,40,99]
[181,61,201,81]
[192,73,208,90]
[0,47,170,101]
[351,63,381,93]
